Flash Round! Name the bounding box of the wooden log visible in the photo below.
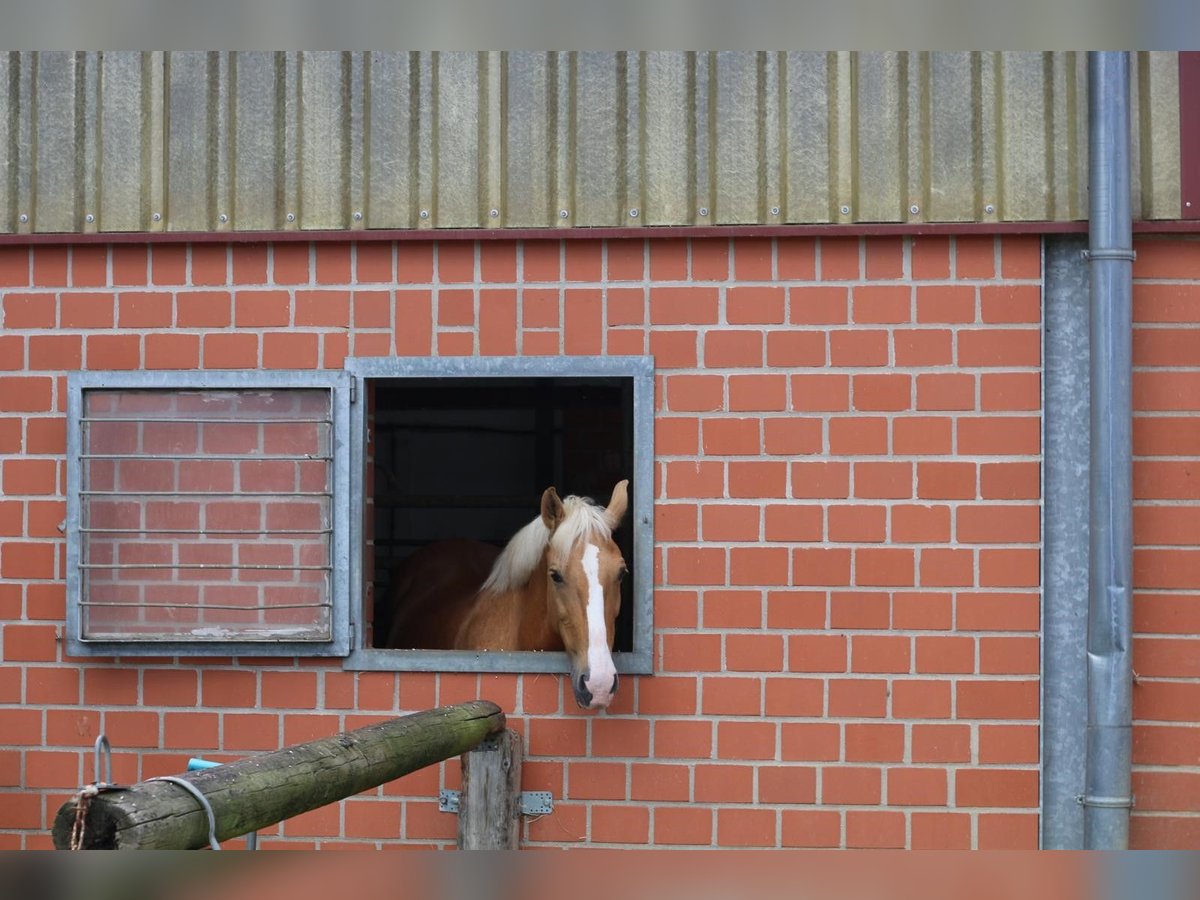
[457,729,522,849]
[52,700,504,850]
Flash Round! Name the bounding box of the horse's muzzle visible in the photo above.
[573,671,619,710]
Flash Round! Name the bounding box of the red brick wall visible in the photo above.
[1131,235,1200,849]
[0,234,1043,849]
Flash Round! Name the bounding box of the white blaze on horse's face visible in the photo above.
[580,543,619,709]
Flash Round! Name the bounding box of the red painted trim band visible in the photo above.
[1180,51,1200,219]
[1,219,1200,248]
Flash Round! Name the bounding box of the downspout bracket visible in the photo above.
[1080,248,1137,261]
[1076,794,1135,809]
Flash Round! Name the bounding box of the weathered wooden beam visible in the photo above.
[52,701,504,850]
[457,729,522,849]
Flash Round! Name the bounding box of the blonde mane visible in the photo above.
[480,495,613,595]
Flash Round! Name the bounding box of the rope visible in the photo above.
[148,776,221,850]
[69,784,100,851]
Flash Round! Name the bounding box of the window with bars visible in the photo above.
[65,371,352,656]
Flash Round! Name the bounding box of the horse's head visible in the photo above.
[541,479,629,711]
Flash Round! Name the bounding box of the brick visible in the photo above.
[846,810,905,848]
[853,285,911,324]
[853,373,911,411]
[956,769,1039,808]
[695,763,754,802]
[666,375,723,412]
[717,721,777,760]
[700,504,759,541]
[828,417,888,455]
[731,237,773,280]
[830,330,889,366]
[665,460,724,498]
[894,329,953,366]
[702,418,761,456]
[727,286,785,324]
[564,289,602,355]
[958,329,1041,367]
[828,679,888,717]
[636,677,697,716]
[854,461,913,500]
[781,809,841,848]
[851,635,911,674]
[892,679,952,719]
[661,630,722,670]
[827,504,885,542]
[296,290,350,327]
[916,373,975,410]
[726,633,784,671]
[979,548,1040,587]
[911,812,972,849]
[262,332,318,369]
[655,417,699,455]
[955,235,996,278]
[791,547,851,586]
[0,544,56,580]
[865,236,905,278]
[61,292,115,328]
[202,333,259,367]
[766,330,825,367]
[916,636,975,674]
[146,334,200,369]
[917,462,976,500]
[86,333,140,369]
[766,677,824,717]
[823,766,881,805]
[646,239,687,280]
[0,246,30,287]
[717,807,776,847]
[763,418,822,457]
[681,238,727,281]
[163,711,219,750]
[3,293,55,328]
[729,374,786,411]
[912,723,971,762]
[653,720,713,759]
[893,417,953,455]
[956,680,1039,719]
[651,287,718,325]
[844,723,905,762]
[33,246,69,285]
[177,290,231,327]
[917,285,976,323]
[705,330,763,367]
[891,505,951,543]
[27,667,81,705]
[764,504,822,542]
[591,805,649,844]
[855,547,915,587]
[790,286,849,324]
[956,592,1040,631]
[654,806,712,845]
[978,723,1039,763]
[728,460,786,498]
[791,374,850,411]
[981,284,1040,323]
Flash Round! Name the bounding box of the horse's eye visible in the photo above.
[550,569,565,584]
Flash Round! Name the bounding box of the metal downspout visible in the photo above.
[1083,50,1135,850]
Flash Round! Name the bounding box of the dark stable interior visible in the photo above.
[369,376,635,652]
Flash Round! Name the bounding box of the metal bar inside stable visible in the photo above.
[80,563,332,571]
[80,601,332,610]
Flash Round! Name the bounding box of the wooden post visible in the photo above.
[457,728,522,849]
[52,701,504,850]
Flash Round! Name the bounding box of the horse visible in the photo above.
[383,479,630,710]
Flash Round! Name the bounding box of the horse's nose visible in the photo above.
[611,673,619,696]
[573,672,593,708]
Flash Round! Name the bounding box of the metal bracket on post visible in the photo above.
[439,789,553,816]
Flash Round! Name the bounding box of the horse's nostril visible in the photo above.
[578,673,589,694]
[611,673,620,695]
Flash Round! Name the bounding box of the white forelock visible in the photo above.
[479,495,613,595]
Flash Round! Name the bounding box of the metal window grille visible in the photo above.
[343,356,655,675]
[66,371,352,657]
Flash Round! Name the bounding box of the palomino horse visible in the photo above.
[383,480,629,710]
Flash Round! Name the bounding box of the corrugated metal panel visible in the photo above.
[0,50,1183,234]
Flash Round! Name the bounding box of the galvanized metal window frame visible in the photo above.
[65,370,354,657]
[343,356,655,675]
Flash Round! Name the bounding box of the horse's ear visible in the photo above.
[605,479,630,528]
[540,486,565,530]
